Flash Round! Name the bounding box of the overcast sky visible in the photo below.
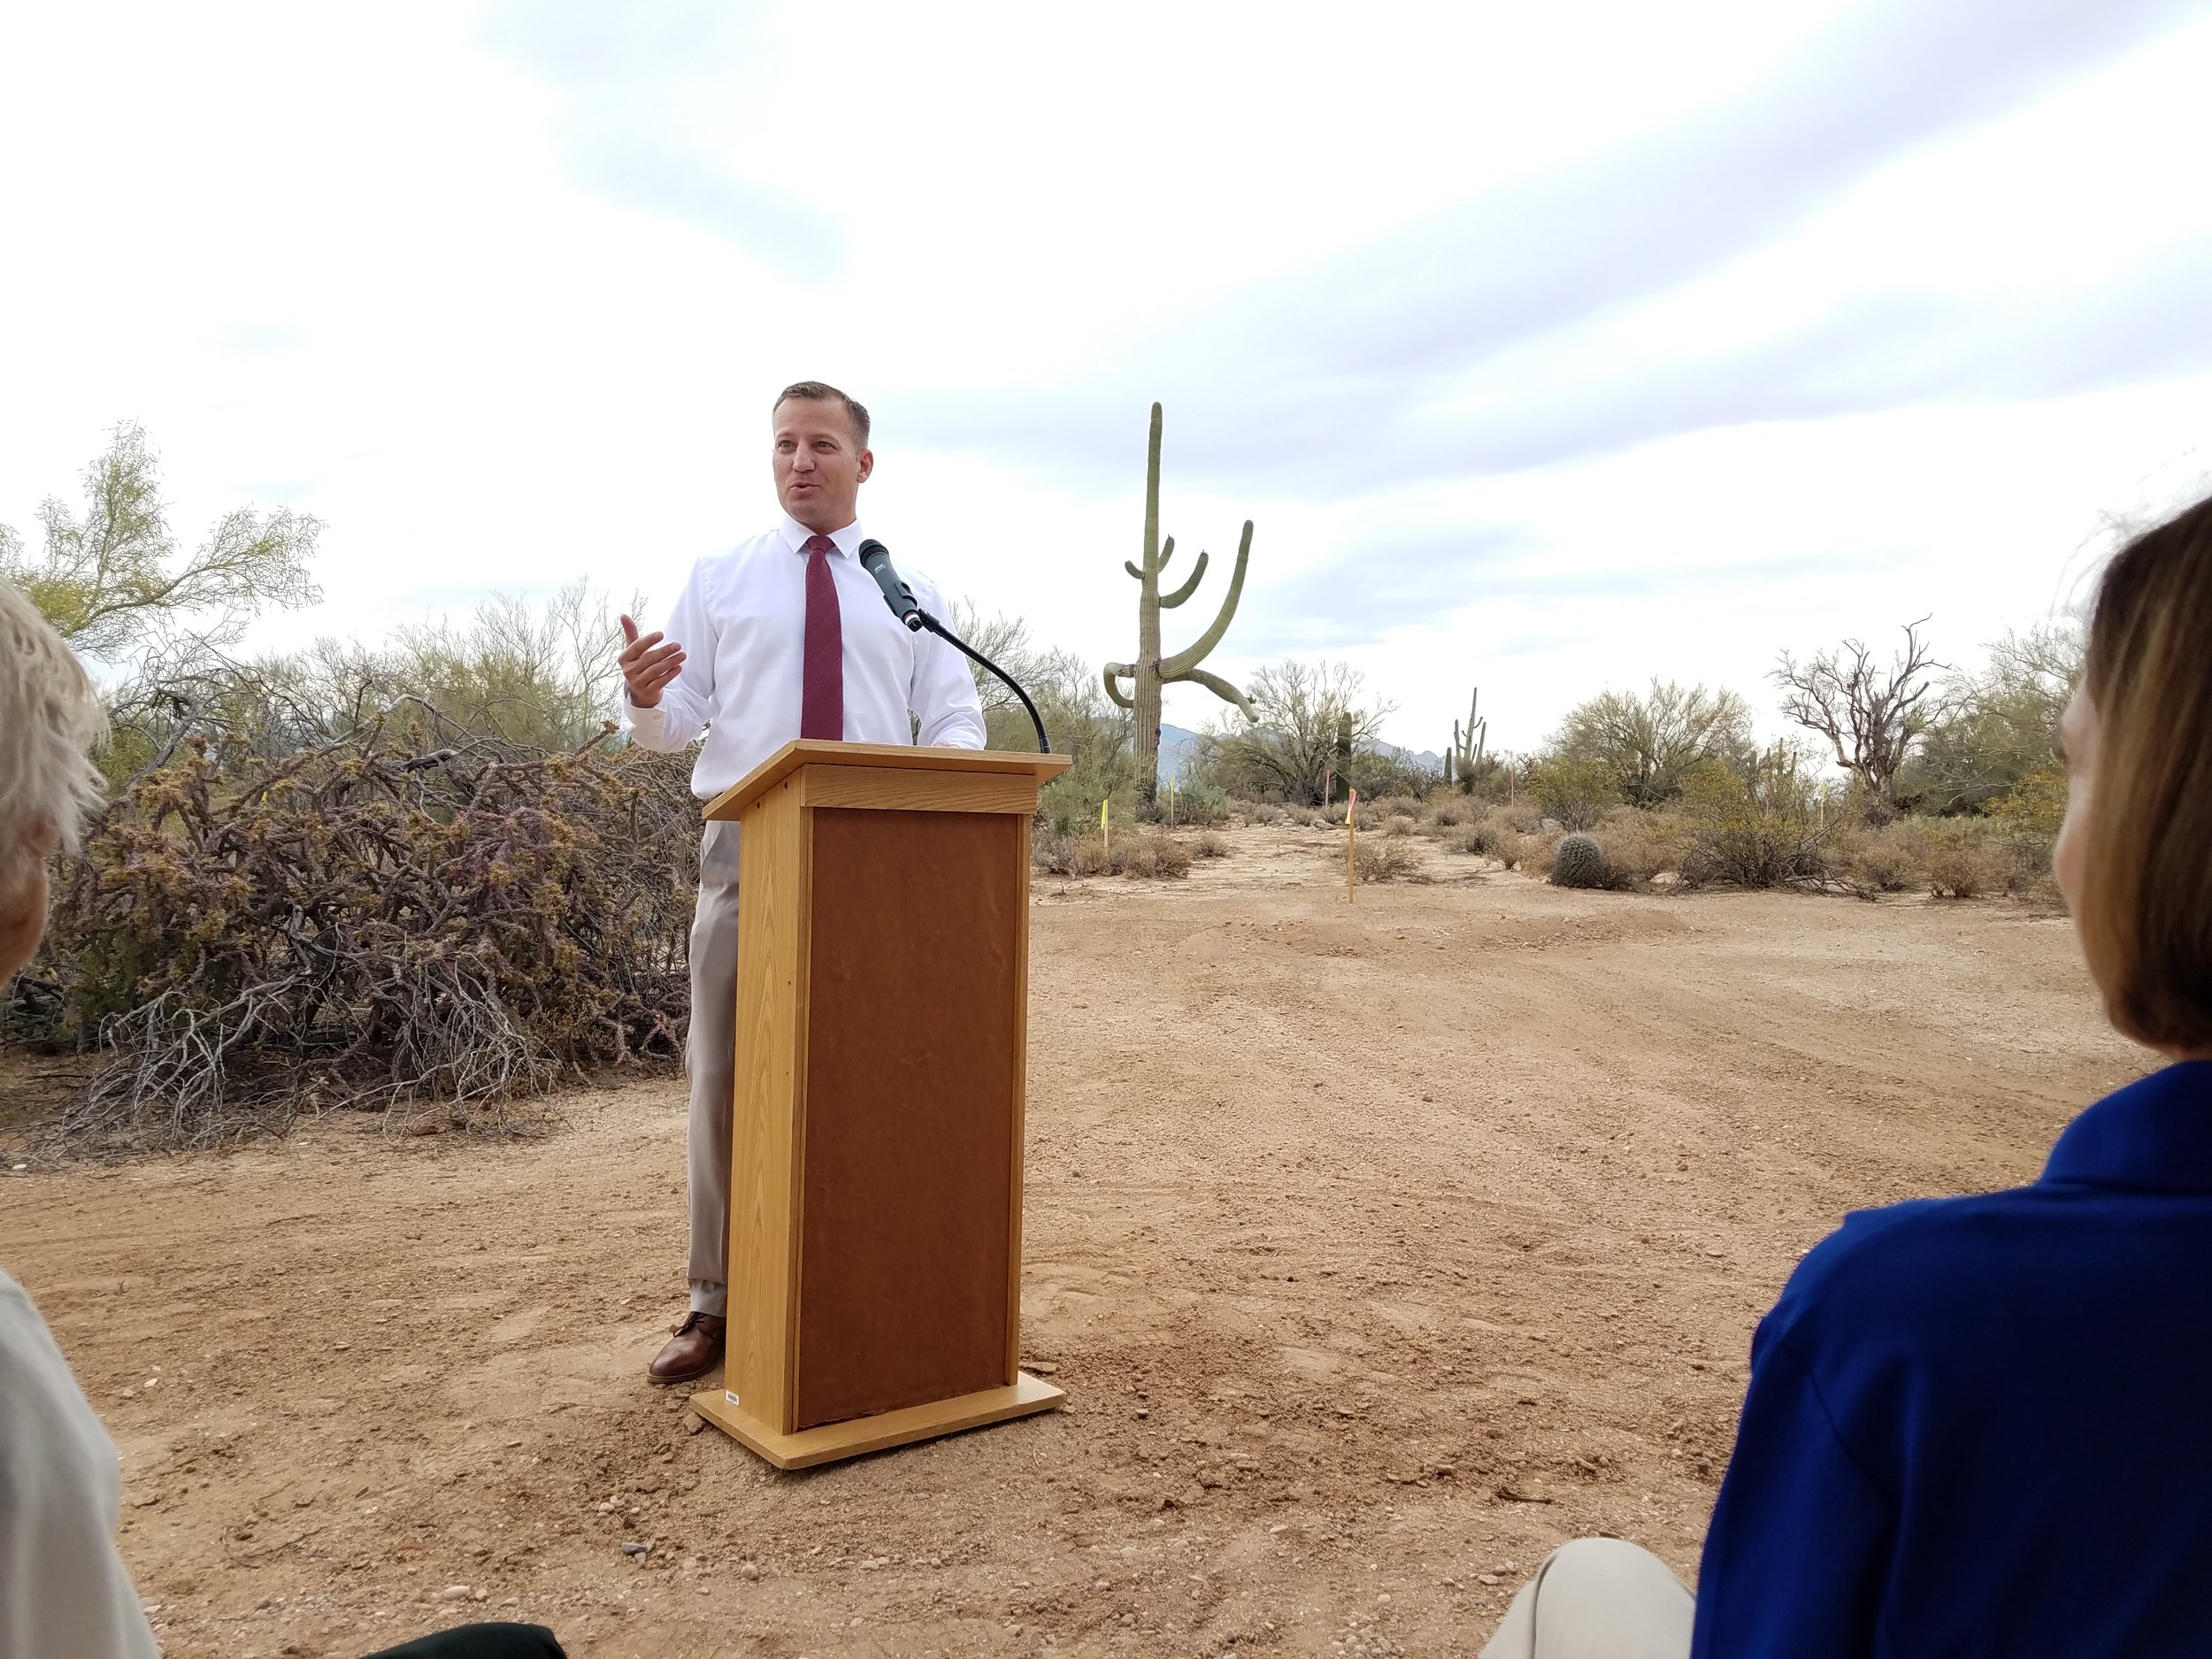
[4,0,2209,753]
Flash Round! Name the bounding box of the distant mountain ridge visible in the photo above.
[1158,722,1443,780]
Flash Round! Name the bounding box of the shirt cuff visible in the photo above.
[620,693,666,743]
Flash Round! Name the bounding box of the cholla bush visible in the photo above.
[10,722,699,1152]
[1549,831,1612,888]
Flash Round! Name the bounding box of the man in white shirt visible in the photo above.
[620,380,986,1383]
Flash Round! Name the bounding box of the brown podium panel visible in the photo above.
[798,807,1020,1425]
[690,741,1071,1468]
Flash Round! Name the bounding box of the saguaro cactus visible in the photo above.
[1447,686,1487,791]
[1104,403,1255,801]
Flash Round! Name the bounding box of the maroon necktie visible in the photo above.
[799,534,844,741]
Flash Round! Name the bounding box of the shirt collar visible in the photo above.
[2040,1060,2212,1194]
[779,514,863,557]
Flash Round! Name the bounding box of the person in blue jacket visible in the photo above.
[1481,490,2212,1659]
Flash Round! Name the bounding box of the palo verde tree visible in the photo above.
[1772,618,1944,820]
[1,422,322,663]
[1103,403,1254,802]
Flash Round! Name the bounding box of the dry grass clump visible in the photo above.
[1032,831,1193,880]
[1183,831,1231,859]
[1349,837,1427,883]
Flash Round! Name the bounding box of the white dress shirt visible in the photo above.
[0,1271,161,1659]
[624,515,987,798]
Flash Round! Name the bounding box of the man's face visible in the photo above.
[772,399,872,534]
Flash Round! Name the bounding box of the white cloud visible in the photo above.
[1,0,2207,769]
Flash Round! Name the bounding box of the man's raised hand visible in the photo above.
[618,614,687,709]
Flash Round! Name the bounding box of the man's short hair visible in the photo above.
[772,381,870,449]
[0,580,104,899]
[2080,490,2212,1050]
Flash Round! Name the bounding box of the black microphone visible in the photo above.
[855,538,1052,755]
[856,538,923,631]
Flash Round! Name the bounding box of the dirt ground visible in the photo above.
[1,824,2146,1659]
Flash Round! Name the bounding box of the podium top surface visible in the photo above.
[705,740,1072,820]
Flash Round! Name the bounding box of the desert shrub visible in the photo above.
[1448,822,1524,869]
[10,721,698,1153]
[1243,800,1286,826]
[1112,832,1193,879]
[1526,754,1617,829]
[1383,815,1412,837]
[1829,821,1928,901]
[1549,832,1614,889]
[1918,817,2012,899]
[1427,799,1472,828]
[1491,800,1544,833]
[1143,778,1229,827]
[1349,837,1425,883]
[1032,831,1190,879]
[1184,831,1231,859]
[1677,747,1829,888]
[1592,810,1685,884]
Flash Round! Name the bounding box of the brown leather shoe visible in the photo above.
[648,1311,725,1386]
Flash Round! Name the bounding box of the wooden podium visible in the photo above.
[688,740,1072,1469]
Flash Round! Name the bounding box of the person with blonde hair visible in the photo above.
[0,581,564,1659]
[1481,493,2212,1657]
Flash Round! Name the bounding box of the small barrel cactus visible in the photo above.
[1550,831,1610,888]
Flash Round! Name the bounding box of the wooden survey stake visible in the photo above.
[688,741,1071,1469]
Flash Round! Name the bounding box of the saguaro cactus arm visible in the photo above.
[1158,519,1252,680]
[1102,663,1136,710]
[1179,666,1253,715]
[1159,545,1210,608]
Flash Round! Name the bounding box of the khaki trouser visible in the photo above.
[1479,1539,1694,1659]
[685,822,741,1317]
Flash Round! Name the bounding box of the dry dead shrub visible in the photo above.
[1491,801,1544,833]
[1183,832,1231,859]
[1592,810,1685,885]
[1348,837,1426,883]
[1033,831,1191,879]
[1918,818,2013,899]
[1112,832,1193,879]
[1383,816,1412,838]
[1448,818,1526,870]
[12,721,698,1154]
[1830,822,1928,901]
[1427,799,1473,829]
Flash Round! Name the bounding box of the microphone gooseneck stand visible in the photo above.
[856,537,1053,755]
